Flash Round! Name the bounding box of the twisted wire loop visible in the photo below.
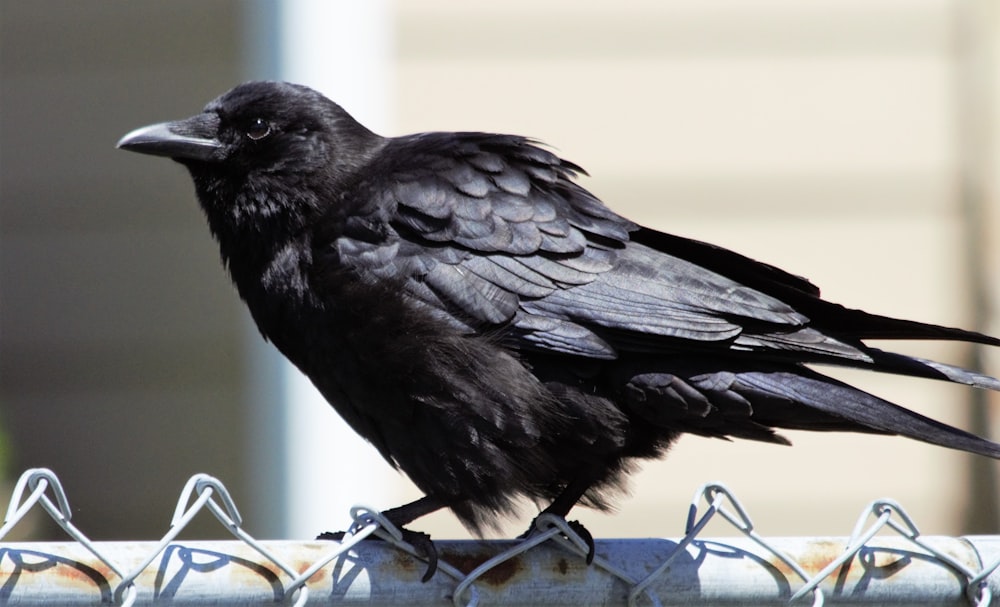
[450,514,600,607]
[341,505,484,605]
[1,470,356,607]
[787,498,996,606]
[286,506,383,594]
[1,468,998,605]
[968,553,1000,607]
[112,473,314,607]
[625,482,823,607]
[0,468,139,606]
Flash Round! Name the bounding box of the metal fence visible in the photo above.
[1,468,998,606]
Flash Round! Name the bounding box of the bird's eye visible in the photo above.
[246,118,272,141]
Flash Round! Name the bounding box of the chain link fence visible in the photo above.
[1,467,998,606]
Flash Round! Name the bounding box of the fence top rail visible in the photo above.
[2,536,998,607]
[0,469,997,606]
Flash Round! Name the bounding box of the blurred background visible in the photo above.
[1,0,997,543]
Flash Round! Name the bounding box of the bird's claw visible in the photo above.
[398,527,439,582]
[565,519,596,564]
[317,527,439,583]
[520,516,596,565]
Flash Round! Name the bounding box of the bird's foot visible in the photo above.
[317,525,439,582]
[520,515,596,565]
[398,527,438,582]
[319,497,446,582]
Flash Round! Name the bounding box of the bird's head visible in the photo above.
[118,80,381,178]
[118,81,384,254]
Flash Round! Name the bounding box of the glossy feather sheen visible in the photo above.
[121,81,1000,534]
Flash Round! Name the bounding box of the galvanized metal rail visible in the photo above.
[2,536,999,606]
[1,469,998,606]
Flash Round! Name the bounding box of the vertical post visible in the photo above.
[953,0,999,531]
[243,0,396,538]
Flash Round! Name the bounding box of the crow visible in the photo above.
[119,80,1000,569]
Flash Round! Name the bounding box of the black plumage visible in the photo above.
[119,81,1000,539]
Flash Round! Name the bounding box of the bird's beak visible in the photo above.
[117,113,222,162]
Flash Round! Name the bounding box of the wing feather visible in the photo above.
[342,132,869,363]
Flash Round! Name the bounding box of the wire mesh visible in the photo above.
[1,468,998,605]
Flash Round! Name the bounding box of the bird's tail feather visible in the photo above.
[635,228,1000,347]
[825,306,1000,345]
[742,367,1000,458]
[855,348,1000,391]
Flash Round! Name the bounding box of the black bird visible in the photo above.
[119,81,1000,561]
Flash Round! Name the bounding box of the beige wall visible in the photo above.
[1,1,996,542]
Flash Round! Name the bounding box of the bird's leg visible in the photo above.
[380,494,447,526]
[523,477,597,564]
[318,494,447,582]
